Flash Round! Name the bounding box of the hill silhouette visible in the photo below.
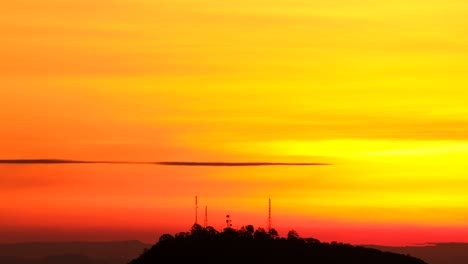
[0,241,149,264]
[366,243,468,264]
[129,224,427,263]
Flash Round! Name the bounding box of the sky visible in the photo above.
[1,0,468,246]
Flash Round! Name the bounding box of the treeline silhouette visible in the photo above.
[129,224,427,263]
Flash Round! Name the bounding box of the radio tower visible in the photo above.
[268,197,272,231]
[195,196,198,225]
[204,206,208,227]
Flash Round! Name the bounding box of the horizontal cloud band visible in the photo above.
[0,159,330,166]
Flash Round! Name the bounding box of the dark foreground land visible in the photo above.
[5,226,466,263]
[129,224,426,264]
[0,240,149,264]
[367,243,468,264]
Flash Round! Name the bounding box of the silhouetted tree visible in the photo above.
[305,237,320,244]
[174,231,189,240]
[287,229,300,240]
[253,227,270,241]
[268,228,279,239]
[158,234,174,242]
[190,223,204,234]
[204,226,219,237]
[245,225,255,237]
[219,227,238,241]
[240,225,255,239]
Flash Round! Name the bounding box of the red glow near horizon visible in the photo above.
[2,0,468,246]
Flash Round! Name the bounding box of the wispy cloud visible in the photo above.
[156,161,330,166]
[0,159,331,166]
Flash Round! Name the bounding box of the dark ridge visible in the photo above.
[129,224,427,263]
[0,240,150,264]
[0,159,331,166]
[365,243,468,264]
[0,240,149,258]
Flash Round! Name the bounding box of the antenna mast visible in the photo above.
[268,197,272,231]
[204,206,208,227]
[195,196,198,225]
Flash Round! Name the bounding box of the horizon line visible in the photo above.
[0,159,332,166]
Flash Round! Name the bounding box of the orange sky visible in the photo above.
[1,0,468,246]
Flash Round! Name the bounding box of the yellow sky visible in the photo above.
[1,0,468,244]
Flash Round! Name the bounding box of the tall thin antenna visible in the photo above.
[204,205,208,227]
[268,197,272,231]
[195,195,198,225]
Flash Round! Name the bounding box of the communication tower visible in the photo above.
[268,197,272,231]
[195,196,198,225]
[226,214,232,228]
[204,206,208,227]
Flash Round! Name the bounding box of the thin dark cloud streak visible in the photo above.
[0,159,331,166]
[156,161,330,166]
